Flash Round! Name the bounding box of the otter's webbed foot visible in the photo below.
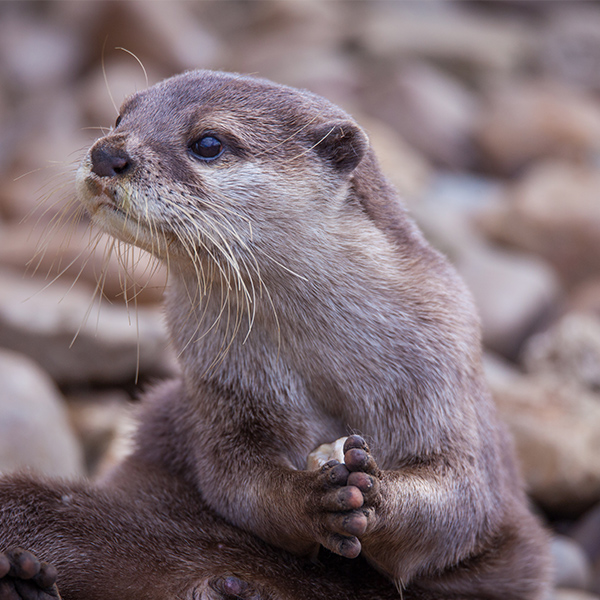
[0,549,61,600]
[310,435,381,559]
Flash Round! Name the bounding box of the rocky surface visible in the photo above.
[0,267,174,386]
[523,313,600,390]
[485,354,600,516]
[1,0,600,593]
[477,160,600,286]
[0,348,83,477]
[555,590,600,600]
[552,535,593,591]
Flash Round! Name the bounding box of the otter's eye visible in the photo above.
[190,136,224,161]
[115,115,122,128]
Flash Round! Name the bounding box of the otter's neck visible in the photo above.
[164,204,463,397]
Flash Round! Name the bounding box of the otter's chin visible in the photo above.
[75,165,160,257]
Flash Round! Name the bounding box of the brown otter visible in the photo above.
[0,456,399,600]
[1,70,551,599]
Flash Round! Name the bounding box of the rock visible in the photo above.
[477,160,600,286]
[409,172,504,261]
[551,535,592,591]
[357,2,532,75]
[0,348,83,477]
[0,6,84,95]
[77,59,164,130]
[0,89,89,222]
[82,1,221,75]
[66,390,134,477]
[205,1,355,108]
[542,5,600,92]
[570,502,600,563]
[484,356,600,514]
[0,267,175,386]
[127,1,221,71]
[0,221,167,305]
[360,60,480,169]
[593,567,600,597]
[457,243,560,358]
[523,313,600,391]
[554,591,600,600]
[476,80,600,174]
[307,437,347,471]
[361,117,432,202]
[567,279,600,318]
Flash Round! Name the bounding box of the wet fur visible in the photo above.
[1,70,551,599]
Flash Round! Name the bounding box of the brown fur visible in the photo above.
[1,70,551,599]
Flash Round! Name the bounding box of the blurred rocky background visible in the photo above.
[1,0,600,596]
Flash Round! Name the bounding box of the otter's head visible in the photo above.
[76,70,369,281]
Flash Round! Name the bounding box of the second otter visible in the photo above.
[71,70,550,598]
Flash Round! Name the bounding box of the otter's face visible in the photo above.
[76,70,368,277]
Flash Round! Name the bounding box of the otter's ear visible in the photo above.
[311,121,368,173]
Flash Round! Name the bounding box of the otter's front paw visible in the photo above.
[310,435,381,559]
[0,549,61,600]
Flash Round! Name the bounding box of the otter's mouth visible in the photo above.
[79,175,126,214]
[92,194,129,219]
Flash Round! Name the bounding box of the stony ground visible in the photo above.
[1,1,600,597]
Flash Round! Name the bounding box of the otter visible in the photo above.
[0,70,551,599]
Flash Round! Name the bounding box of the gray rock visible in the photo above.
[0,267,175,386]
[0,221,167,305]
[66,389,133,477]
[554,590,600,600]
[361,60,480,169]
[523,313,600,391]
[477,160,600,286]
[358,3,531,75]
[542,5,600,92]
[484,358,600,514]
[569,502,600,563]
[458,244,560,357]
[476,80,600,175]
[551,535,592,591]
[0,348,83,477]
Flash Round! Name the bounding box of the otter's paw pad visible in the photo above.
[311,436,381,559]
[0,549,60,600]
[206,575,260,599]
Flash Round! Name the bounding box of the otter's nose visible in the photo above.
[90,145,132,178]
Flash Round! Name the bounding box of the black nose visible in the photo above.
[90,145,132,178]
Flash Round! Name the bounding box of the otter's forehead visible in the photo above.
[118,70,348,141]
